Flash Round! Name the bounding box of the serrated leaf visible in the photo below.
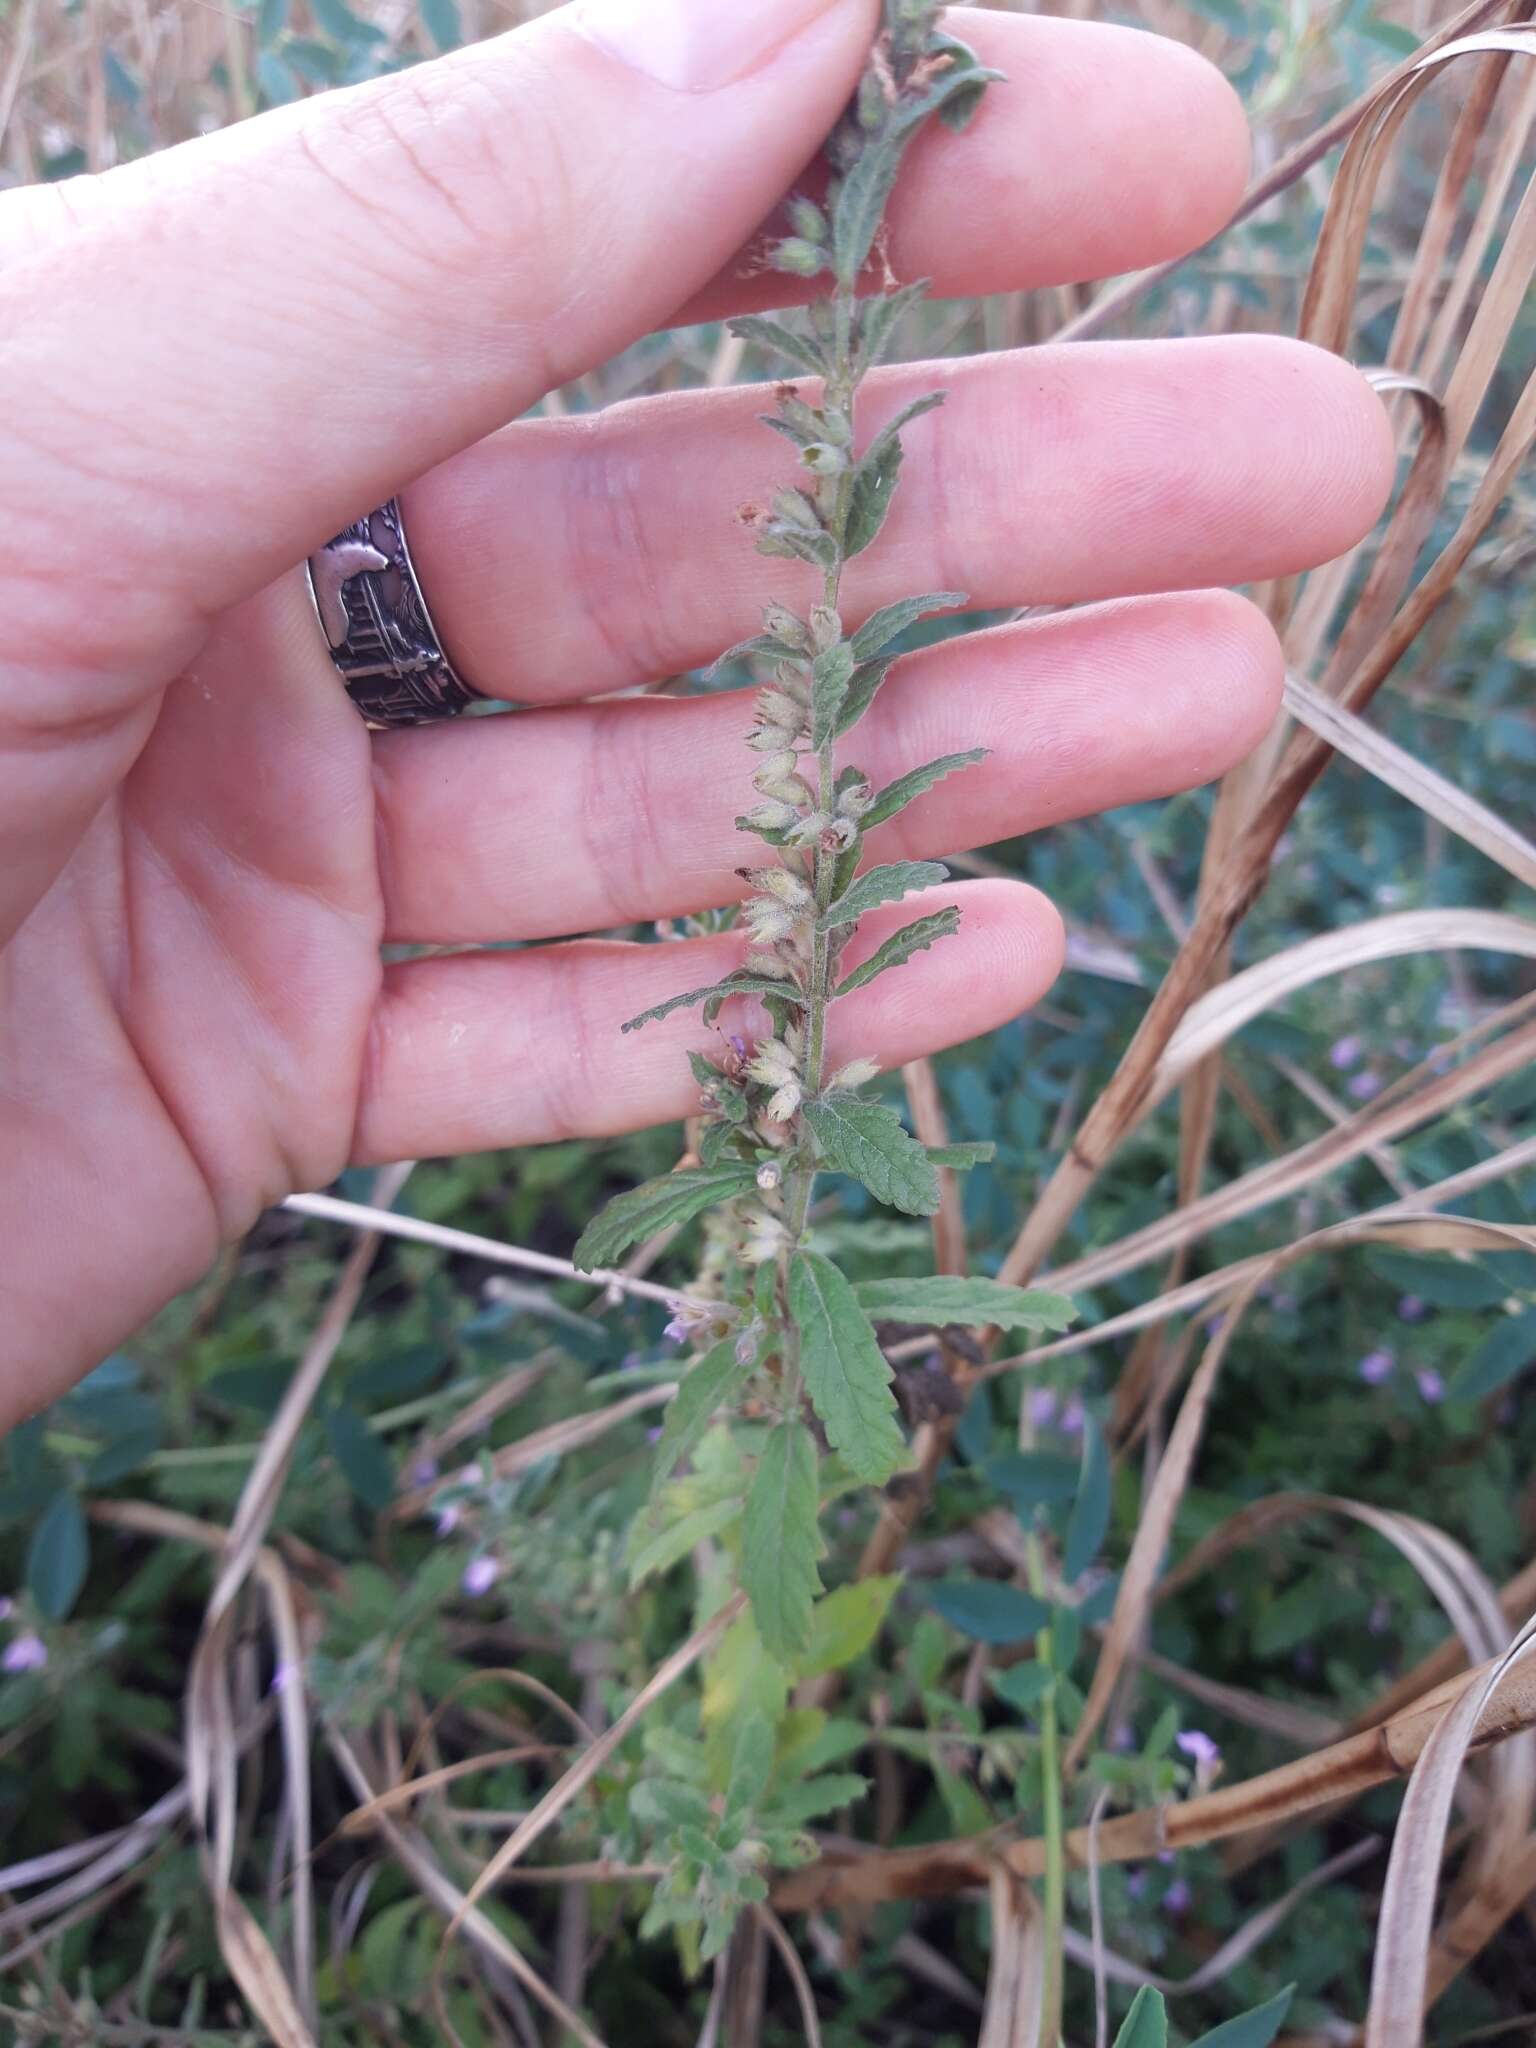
[851,278,929,376]
[811,642,857,746]
[767,1773,869,1826]
[854,1277,1077,1332]
[622,974,805,1033]
[27,1491,89,1622]
[802,1098,940,1216]
[647,1343,752,1502]
[927,1141,996,1169]
[788,1252,907,1483]
[1451,1307,1536,1402]
[843,395,944,559]
[728,314,830,379]
[1189,1986,1295,2048]
[834,908,960,996]
[630,1778,714,1834]
[862,750,987,829]
[821,859,947,932]
[573,1164,759,1271]
[742,1423,823,1660]
[928,1578,1050,1644]
[725,1712,775,1821]
[326,1405,395,1511]
[850,592,968,663]
[833,655,896,738]
[795,1575,902,1680]
[1063,1416,1110,1582]
[1114,1987,1168,2048]
[628,1497,743,1588]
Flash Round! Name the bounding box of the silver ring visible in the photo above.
[306,498,483,729]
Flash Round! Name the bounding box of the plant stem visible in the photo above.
[1027,1530,1066,2047]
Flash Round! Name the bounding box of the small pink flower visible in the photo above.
[1416,1369,1445,1406]
[1026,1388,1058,1430]
[3,1633,47,1674]
[1348,1069,1384,1102]
[1329,1035,1363,1071]
[1175,1729,1220,1770]
[461,1557,501,1598]
[1398,1295,1428,1323]
[409,1456,440,1488]
[1358,1348,1395,1385]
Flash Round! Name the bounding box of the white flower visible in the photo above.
[746,1037,798,1088]
[830,1057,881,1090]
[744,896,796,944]
[765,1080,803,1122]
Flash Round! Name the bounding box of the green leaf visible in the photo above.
[821,859,948,932]
[862,750,987,829]
[852,278,930,374]
[850,592,968,663]
[574,1164,759,1271]
[621,975,805,1033]
[1364,1248,1510,1309]
[326,1406,395,1511]
[833,655,896,738]
[767,1772,869,1826]
[418,0,461,50]
[725,1713,775,1821]
[727,314,830,379]
[1451,1308,1536,1402]
[742,1423,824,1660]
[853,1277,1077,1332]
[788,1252,908,1484]
[27,1491,89,1622]
[648,1342,752,1501]
[85,1424,162,1487]
[831,64,1001,286]
[795,1575,901,1680]
[811,642,857,747]
[628,1497,743,1587]
[309,0,384,40]
[1114,1987,1168,2048]
[928,1578,1050,1644]
[802,1098,940,1216]
[990,1662,1056,1714]
[1063,1417,1110,1582]
[1189,1986,1295,2048]
[927,1141,996,1169]
[834,908,960,995]
[844,395,945,558]
[988,1451,1082,1512]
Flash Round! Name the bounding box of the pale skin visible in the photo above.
[0,0,1395,1423]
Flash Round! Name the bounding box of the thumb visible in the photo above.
[2,0,877,697]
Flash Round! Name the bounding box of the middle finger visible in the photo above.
[399,332,1391,704]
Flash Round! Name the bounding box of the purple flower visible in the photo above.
[1175,1730,1221,1770]
[662,1313,691,1345]
[1329,1035,1363,1071]
[1398,1295,1428,1323]
[645,1425,664,1445]
[1058,1397,1085,1437]
[3,1633,47,1674]
[1163,1879,1192,1915]
[461,1557,501,1598]
[1125,1868,1147,1899]
[408,1456,440,1489]
[1416,1369,1445,1406]
[1026,1388,1059,1430]
[270,1660,299,1695]
[1358,1348,1395,1385]
[435,1503,460,1536]
[1110,1721,1135,1753]
[1348,1069,1384,1102]
[1203,1312,1226,1339]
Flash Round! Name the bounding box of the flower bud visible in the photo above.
[766,1080,804,1123]
[801,442,848,478]
[770,236,828,278]
[753,757,809,804]
[837,780,876,818]
[756,687,804,732]
[787,197,828,245]
[810,605,843,653]
[749,868,812,907]
[744,948,795,979]
[748,722,801,753]
[744,897,796,945]
[756,1162,783,1192]
[762,603,811,651]
[743,800,797,835]
[831,1057,881,1090]
[773,488,823,532]
[787,811,834,847]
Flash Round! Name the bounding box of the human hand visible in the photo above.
[0,0,1392,1418]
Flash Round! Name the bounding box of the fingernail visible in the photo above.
[576,0,845,93]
